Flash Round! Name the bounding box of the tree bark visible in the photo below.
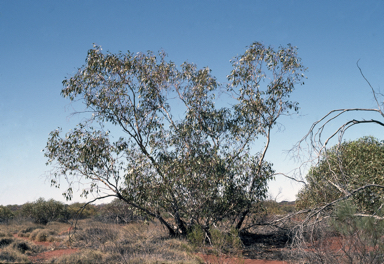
[175,211,188,236]
[235,209,249,230]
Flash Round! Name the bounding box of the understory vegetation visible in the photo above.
[0,199,299,263]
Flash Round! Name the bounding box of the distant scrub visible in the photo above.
[21,198,69,225]
[0,205,14,223]
[93,198,142,224]
[0,198,145,226]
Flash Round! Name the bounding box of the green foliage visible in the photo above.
[332,200,384,237]
[21,198,69,225]
[0,206,14,223]
[296,136,384,212]
[210,227,242,253]
[44,42,306,236]
[187,225,206,248]
[330,200,384,263]
[67,202,98,219]
[187,225,242,254]
[94,199,141,224]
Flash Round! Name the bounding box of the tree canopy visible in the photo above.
[44,42,306,236]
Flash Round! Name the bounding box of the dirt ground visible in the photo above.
[13,231,79,263]
[2,222,301,263]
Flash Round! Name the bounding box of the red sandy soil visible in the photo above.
[13,233,79,263]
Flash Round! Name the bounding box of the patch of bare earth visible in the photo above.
[13,231,79,263]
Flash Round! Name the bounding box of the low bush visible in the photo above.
[187,225,206,249]
[296,200,384,264]
[0,238,14,248]
[210,227,242,254]
[35,229,56,242]
[187,224,242,256]
[11,241,31,254]
[29,228,56,242]
[17,225,40,238]
[0,230,12,238]
[73,225,119,248]
[0,248,30,263]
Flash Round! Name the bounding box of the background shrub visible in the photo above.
[94,199,142,224]
[21,198,69,224]
[0,206,14,223]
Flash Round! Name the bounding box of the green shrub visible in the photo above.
[328,200,384,263]
[210,227,242,253]
[297,136,384,213]
[187,225,206,248]
[187,224,242,254]
[21,198,69,225]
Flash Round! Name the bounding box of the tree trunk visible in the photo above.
[158,215,178,237]
[235,209,249,230]
[175,211,188,236]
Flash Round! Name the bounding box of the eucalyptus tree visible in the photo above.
[44,42,306,236]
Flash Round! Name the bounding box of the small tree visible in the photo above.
[44,42,306,236]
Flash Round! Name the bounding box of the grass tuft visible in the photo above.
[0,238,14,248]
[0,248,30,263]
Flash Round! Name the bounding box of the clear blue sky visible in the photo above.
[1,0,384,205]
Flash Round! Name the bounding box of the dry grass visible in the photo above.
[0,238,14,249]
[29,228,57,242]
[55,220,200,264]
[0,248,30,263]
[0,237,44,263]
[0,218,247,263]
